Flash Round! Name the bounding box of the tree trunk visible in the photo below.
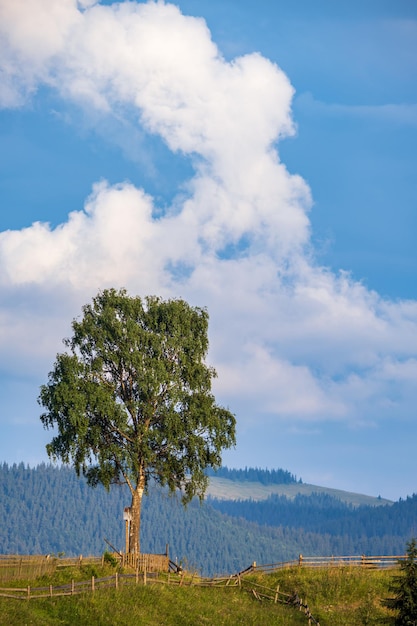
[129,476,145,554]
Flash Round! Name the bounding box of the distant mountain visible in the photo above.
[0,463,414,576]
[206,476,393,507]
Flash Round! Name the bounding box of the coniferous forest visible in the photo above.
[205,465,299,485]
[0,463,416,576]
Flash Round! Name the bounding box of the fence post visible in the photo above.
[49,584,53,598]
[115,572,118,589]
[274,584,280,604]
[27,585,30,600]
[143,568,147,586]
[91,576,95,592]
[71,580,75,595]
[298,554,303,567]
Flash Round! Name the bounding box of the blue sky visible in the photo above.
[0,0,416,501]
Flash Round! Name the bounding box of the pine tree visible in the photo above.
[384,538,417,625]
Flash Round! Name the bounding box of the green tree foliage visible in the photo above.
[39,289,236,554]
[384,538,417,625]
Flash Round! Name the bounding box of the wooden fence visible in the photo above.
[247,554,404,573]
[0,552,404,584]
[0,554,104,583]
[119,552,169,572]
[0,552,169,583]
[1,553,406,626]
[0,571,154,600]
[0,568,321,624]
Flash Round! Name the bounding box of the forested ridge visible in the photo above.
[209,492,417,544]
[205,466,299,484]
[0,463,415,576]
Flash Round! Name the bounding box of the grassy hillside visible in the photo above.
[0,563,396,625]
[206,476,393,507]
[0,584,304,626]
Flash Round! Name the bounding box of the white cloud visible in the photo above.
[0,0,416,434]
[0,181,165,292]
[0,0,82,105]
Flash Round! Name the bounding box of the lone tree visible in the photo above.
[384,538,417,625]
[39,288,236,554]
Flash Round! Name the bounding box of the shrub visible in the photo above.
[103,551,118,568]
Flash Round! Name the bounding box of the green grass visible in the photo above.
[0,583,304,626]
[253,566,395,625]
[1,562,111,589]
[0,565,397,625]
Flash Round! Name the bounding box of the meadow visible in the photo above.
[0,561,396,625]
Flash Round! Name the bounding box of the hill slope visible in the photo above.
[0,463,414,576]
[206,476,392,507]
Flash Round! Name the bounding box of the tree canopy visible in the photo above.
[39,288,236,553]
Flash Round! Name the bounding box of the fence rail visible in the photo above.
[1,555,405,626]
[0,567,325,623]
[246,554,405,573]
[0,552,404,583]
[0,552,171,583]
[119,552,169,572]
[0,555,104,582]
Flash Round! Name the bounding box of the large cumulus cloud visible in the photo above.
[0,0,416,440]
